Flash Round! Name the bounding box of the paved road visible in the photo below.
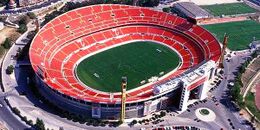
[1,50,254,130]
[0,18,255,129]
[211,50,252,129]
[0,21,35,130]
[0,92,30,130]
[175,50,253,130]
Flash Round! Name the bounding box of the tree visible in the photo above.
[12,107,20,115]
[18,15,30,25]
[251,116,255,123]
[28,120,33,126]
[34,118,45,130]
[138,0,159,7]
[3,38,11,49]
[6,65,14,74]
[231,87,238,100]
[132,119,137,125]
[0,46,5,56]
[251,51,258,58]
[17,24,27,33]
[0,0,8,7]
[160,111,166,117]
[27,12,36,19]
[162,7,171,13]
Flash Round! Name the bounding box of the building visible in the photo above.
[250,0,260,6]
[171,2,212,23]
[18,0,47,7]
[29,4,221,120]
[8,0,48,8]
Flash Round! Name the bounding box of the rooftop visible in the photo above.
[173,2,212,19]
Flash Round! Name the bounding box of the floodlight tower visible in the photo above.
[219,34,228,68]
[120,77,127,123]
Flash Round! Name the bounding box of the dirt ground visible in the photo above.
[0,26,21,45]
[0,122,8,130]
[198,16,248,25]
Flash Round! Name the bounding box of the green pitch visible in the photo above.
[203,20,260,50]
[201,3,257,16]
[76,41,180,92]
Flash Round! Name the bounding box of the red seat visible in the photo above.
[30,5,221,103]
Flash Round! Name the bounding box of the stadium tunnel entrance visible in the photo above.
[189,85,202,100]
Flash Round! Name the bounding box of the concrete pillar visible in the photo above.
[198,82,207,100]
[179,86,190,112]
[198,71,211,100]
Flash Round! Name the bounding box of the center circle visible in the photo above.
[76,41,180,92]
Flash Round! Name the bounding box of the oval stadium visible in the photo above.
[29,4,221,119]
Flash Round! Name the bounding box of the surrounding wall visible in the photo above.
[36,75,179,119]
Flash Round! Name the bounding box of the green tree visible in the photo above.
[251,51,258,58]
[0,46,5,56]
[28,120,33,126]
[34,118,45,130]
[132,119,137,124]
[162,7,171,13]
[138,0,159,7]
[0,0,8,7]
[17,24,27,33]
[3,38,11,49]
[231,83,240,101]
[6,65,14,74]
[27,12,36,19]
[18,16,30,25]
[12,107,20,115]
[160,111,166,117]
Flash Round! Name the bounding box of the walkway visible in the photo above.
[0,21,35,130]
[0,0,64,16]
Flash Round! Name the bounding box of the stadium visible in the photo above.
[29,4,221,120]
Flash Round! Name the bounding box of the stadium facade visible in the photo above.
[29,4,221,119]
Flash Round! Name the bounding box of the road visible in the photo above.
[175,50,253,130]
[0,92,29,130]
[0,16,255,130]
[0,21,35,130]
[1,48,254,129]
[212,50,252,129]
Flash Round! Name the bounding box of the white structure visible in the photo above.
[0,22,4,31]
[154,60,216,112]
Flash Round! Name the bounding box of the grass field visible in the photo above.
[203,20,260,50]
[245,92,260,120]
[76,41,180,92]
[201,3,257,16]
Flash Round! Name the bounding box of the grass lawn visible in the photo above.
[245,92,260,120]
[199,109,210,115]
[203,20,260,50]
[201,3,257,16]
[0,46,5,57]
[76,41,180,92]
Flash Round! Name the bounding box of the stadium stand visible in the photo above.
[29,4,221,119]
[250,0,260,6]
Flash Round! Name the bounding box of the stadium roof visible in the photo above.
[173,2,212,19]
